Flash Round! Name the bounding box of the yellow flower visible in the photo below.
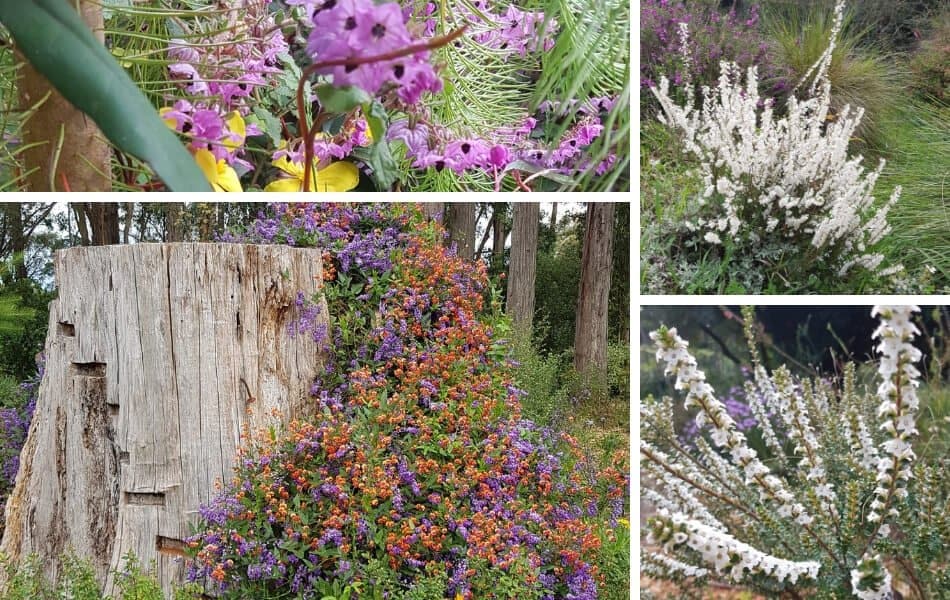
[455,594,464,600]
[264,153,359,193]
[223,111,246,151]
[618,518,629,528]
[195,149,242,193]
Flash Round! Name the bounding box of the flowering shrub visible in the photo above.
[641,305,950,598]
[649,1,903,290]
[188,204,629,599]
[640,0,790,110]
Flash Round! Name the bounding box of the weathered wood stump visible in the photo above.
[0,243,328,596]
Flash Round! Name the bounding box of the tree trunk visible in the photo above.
[420,202,444,222]
[72,203,91,246]
[574,203,615,377]
[16,1,112,192]
[122,203,133,245]
[506,203,539,333]
[2,204,28,280]
[87,203,120,245]
[0,243,328,596]
[165,203,186,242]
[445,203,476,260]
[550,203,558,230]
[491,203,507,274]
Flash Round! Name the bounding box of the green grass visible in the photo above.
[762,0,902,151]
[873,100,950,290]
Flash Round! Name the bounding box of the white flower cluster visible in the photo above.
[642,550,709,579]
[850,554,893,600]
[648,510,821,584]
[867,305,922,524]
[650,328,813,526]
[649,0,901,277]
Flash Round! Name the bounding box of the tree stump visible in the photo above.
[0,243,328,596]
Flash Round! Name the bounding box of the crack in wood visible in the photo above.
[70,362,106,377]
[124,491,165,506]
[155,535,188,557]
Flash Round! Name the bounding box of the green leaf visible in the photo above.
[352,141,398,191]
[0,0,211,191]
[315,84,372,114]
[250,106,283,147]
[362,101,388,142]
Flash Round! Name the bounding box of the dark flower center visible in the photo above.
[393,64,405,79]
[371,23,386,38]
[461,143,471,154]
[181,122,193,134]
[344,17,357,30]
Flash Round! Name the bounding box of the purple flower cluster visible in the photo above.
[464,1,558,58]
[167,2,288,110]
[388,96,618,180]
[303,0,443,104]
[160,100,252,167]
[640,0,790,109]
[0,362,43,498]
[680,383,771,445]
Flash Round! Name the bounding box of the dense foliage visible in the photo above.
[182,204,628,599]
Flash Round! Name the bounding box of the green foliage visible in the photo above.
[0,552,183,600]
[56,554,103,600]
[594,520,630,600]
[0,1,211,191]
[762,0,945,51]
[0,375,25,409]
[113,553,163,600]
[873,100,950,290]
[908,9,950,102]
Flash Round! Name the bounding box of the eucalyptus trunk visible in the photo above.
[506,203,539,332]
[574,202,614,377]
[16,0,111,192]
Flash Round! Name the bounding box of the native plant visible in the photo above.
[641,306,950,598]
[649,0,903,290]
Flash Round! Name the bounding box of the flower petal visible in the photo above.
[264,178,303,193]
[315,161,359,192]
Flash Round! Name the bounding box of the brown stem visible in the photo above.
[295,26,468,191]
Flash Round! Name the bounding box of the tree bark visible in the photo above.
[574,203,615,377]
[72,203,91,246]
[16,1,112,192]
[491,203,507,274]
[87,203,120,245]
[420,202,444,222]
[506,203,539,333]
[445,203,476,260]
[165,203,186,242]
[2,204,27,280]
[550,203,558,229]
[0,243,328,596]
